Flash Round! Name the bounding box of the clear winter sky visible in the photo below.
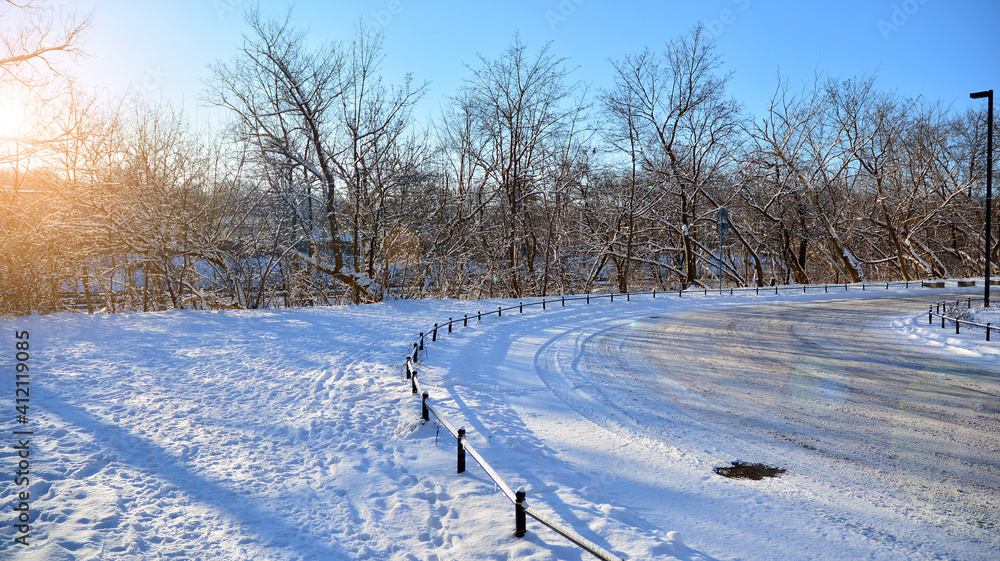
[39,0,1000,124]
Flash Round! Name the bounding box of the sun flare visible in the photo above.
[0,89,29,138]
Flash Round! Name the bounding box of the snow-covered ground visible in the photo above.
[970,306,1000,328]
[2,283,997,560]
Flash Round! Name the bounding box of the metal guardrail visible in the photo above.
[928,298,995,341]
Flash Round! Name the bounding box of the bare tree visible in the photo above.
[0,0,89,160]
[206,10,425,303]
[0,0,90,315]
[602,25,741,289]
[451,34,588,297]
[744,76,865,283]
[334,28,428,300]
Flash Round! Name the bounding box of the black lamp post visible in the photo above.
[971,89,993,307]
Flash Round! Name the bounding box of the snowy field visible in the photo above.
[2,283,998,560]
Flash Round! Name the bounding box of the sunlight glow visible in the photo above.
[0,89,29,138]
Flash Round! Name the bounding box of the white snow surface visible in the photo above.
[2,284,997,560]
[971,307,1000,328]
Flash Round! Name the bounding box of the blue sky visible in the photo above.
[63,0,999,123]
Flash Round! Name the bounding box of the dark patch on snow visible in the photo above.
[714,462,786,480]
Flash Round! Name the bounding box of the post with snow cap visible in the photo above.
[456,427,466,474]
[405,357,412,379]
[412,343,418,363]
[411,370,418,395]
[421,392,429,422]
[432,324,438,341]
[514,487,526,538]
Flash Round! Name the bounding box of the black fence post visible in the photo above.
[433,324,438,341]
[825,285,828,293]
[498,306,502,317]
[412,343,418,363]
[627,292,630,302]
[457,428,466,474]
[653,290,656,298]
[478,311,481,322]
[845,284,848,291]
[464,314,468,327]
[422,392,429,422]
[611,293,615,302]
[419,334,424,350]
[520,303,523,313]
[515,488,526,538]
[448,319,452,333]
[562,296,565,306]
[542,300,546,310]
[988,323,992,342]
[405,357,412,380]
[929,306,933,324]
[942,315,945,328]
[411,371,418,394]
[957,320,961,335]
[587,294,590,304]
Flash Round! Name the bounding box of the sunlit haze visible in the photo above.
[0,88,28,137]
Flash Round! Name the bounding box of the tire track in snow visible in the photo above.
[621,294,1000,557]
[501,292,999,560]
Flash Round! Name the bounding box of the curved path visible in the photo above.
[526,291,999,559]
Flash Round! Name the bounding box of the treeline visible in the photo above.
[1,6,995,315]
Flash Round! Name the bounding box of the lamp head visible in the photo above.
[971,90,991,99]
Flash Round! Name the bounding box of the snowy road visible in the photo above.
[498,291,999,560]
[3,288,997,560]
